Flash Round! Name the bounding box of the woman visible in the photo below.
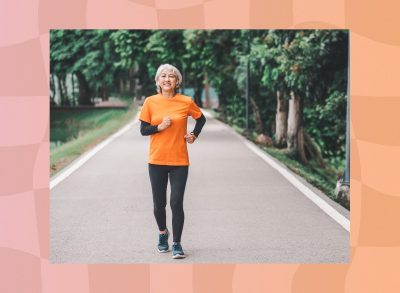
[139,64,206,259]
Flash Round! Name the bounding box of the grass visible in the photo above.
[50,106,137,177]
[51,105,341,204]
[259,146,338,199]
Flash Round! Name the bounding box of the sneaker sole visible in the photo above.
[172,254,185,259]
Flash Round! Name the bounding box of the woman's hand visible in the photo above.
[157,116,171,131]
[184,132,197,144]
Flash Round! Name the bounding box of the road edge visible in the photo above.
[202,109,350,232]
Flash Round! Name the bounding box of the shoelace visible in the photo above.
[173,243,182,252]
[159,233,168,244]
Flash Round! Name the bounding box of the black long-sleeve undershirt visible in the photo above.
[140,121,158,136]
[191,113,206,137]
[140,114,206,137]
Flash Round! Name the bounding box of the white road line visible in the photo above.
[50,113,140,190]
[51,108,350,232]
[203,109,350,232]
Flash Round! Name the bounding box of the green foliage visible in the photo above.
[50,107,137,175]
[51,30,120,101]
[145,30,186,77]
[110,30,135,69]
[50,29,349,186]
[50,109,127,143]
[225,94,246,128]
[77,30,117,94]
[304,90,347,169]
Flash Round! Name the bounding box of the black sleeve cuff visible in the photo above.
[140,120,159,136]
[192,114,206,137]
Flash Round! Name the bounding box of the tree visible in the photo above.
[51,30,122,105]
[110,30,152,97]
[144,30,186,96]
[279,30,348,165]
[50,30,93,105]
[50,29,348,171]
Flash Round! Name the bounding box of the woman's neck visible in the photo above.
[161,90,176,99]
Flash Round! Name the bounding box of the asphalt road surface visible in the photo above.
[50,111,349,263]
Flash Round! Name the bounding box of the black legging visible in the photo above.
[148,164,189,243]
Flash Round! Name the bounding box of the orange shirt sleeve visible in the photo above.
[188,99,202,119]
[139,98,151,123]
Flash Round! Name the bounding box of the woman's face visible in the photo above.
[158,70,177,92]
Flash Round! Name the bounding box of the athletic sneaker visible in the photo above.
[172,242,185,259]
[157,229,169,253]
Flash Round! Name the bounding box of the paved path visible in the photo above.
[50,112,349,263]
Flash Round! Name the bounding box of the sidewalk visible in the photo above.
[50,113,349,263]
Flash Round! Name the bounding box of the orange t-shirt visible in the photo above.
[139,93,203,166]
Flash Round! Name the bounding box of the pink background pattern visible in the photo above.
[1,0,400,292]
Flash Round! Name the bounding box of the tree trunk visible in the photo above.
[250,97,264,134]
[287,91,300,152]
[50,74,56,105]
[275,90,288,147]
[129,67,135,96]
[76,71,93,105]
[119,80,124,95]
[194,83,203,108]
[61,78,71,106]
[303,131,325,168]
[138,62,151,97]
[101,84,108,101]
[204,72,211,108]
[58,76,67,106]
[56,75,62,105]
[125,80,130,94]
[297,124,308,164]
[287,91,308,164]
[71,73,76,106]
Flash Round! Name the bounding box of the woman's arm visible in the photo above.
[192,114,206,137]
[140,120,159,136]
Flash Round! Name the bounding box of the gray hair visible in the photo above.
[154,64,183,93]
